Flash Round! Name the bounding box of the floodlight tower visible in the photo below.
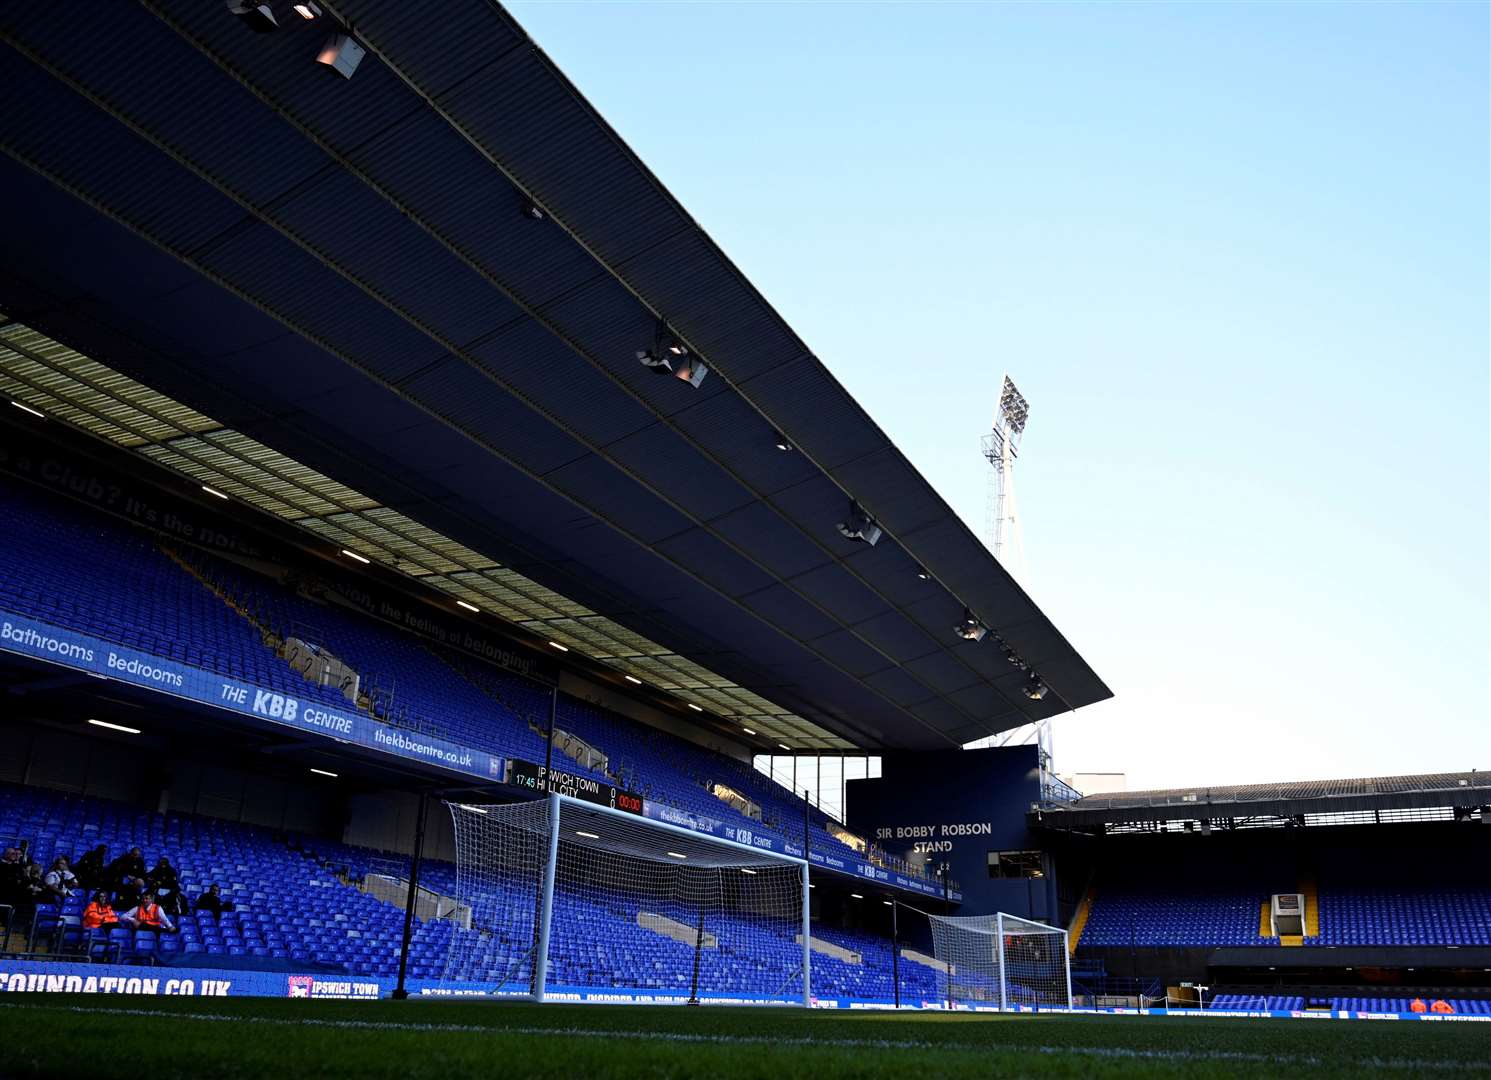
[970,377,1054,782]
[982,375,1030,577]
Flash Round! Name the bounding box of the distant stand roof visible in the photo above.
[1034,770,1490,828]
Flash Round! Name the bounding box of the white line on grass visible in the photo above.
[0,1002,1478,1073]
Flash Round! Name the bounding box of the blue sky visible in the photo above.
[510,1,1489,789]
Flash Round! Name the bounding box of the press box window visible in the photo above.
[988,850,1043,879]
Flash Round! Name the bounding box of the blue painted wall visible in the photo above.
[846,745,1058,920]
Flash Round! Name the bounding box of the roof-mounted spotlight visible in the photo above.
[292,1,322,18]
[226,1,280,32]
[836,501,881,546]
[954,609,987,642]
[772,431,793,452]
[1022,672,1049,701]
[316,32,366,79]
[637,321,707,388]
[915,566,930,581]
[521,198,545,221]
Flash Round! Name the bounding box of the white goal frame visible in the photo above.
[452,792,813,1006]
[925,910,1072,1010]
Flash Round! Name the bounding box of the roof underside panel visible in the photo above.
[0,0,1111,751]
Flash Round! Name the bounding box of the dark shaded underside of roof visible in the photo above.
[0,0,1110,750]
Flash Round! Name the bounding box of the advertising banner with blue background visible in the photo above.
[2,961,1485,1018]
[0,611,505,785]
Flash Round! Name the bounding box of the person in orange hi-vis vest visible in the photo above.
[1430,999,1455,1015]
[1408,998,1428,1013]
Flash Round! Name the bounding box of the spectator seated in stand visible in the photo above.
[1431,999,1455,1015]
[1409,997,1427,1014]
[120,893,176,933]
[0,847,27,907]
[192,883,234,920]
[19,860,45,909]
[72,844,109,891]
[81,890,120,932]
[105,847,146,895]
[41,856,78,902]
[146,856,185,916]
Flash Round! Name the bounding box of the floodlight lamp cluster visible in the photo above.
[954,610,987,642]
[637,319,707,388]
[998,376,1030,435]
[836,501,881,546]
[989,630,1049,700]
[226,2,365,79]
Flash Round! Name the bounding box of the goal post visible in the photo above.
[443,793,812,1006]
[925,910,1070,1010]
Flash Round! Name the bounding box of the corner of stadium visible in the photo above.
[0,3,1485,1077]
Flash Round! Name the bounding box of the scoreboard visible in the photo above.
[505,758,643,815]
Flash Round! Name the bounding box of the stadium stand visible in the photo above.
[0,782,927,1001]
[1078,858,1294,947]
[0,487,350,715]
[1076,846,1491,949]
[0,480,885,872]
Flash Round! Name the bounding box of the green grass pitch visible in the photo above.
[1,996,1488,1079]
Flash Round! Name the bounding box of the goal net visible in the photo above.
[926,911,1070,1009]
[443,794,811,1005]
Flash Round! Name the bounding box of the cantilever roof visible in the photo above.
[1034,771,1491,828]
[0,0,1110,750]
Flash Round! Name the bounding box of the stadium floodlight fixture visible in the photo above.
[740,868,758,875]
[686,703,704,712]
[226,0,279,33]
[882,900,893,906]
[316,33,366,80]
[575,830,600,839]
[521,199,546,221]
[309,767,339,778]
[88,719,140,735]
[1022,673,1049,701]
[637,320,707,388]
[340,548,370,564]
[666,851,688,860]
[773,431,793,452]
[778,743,791,751]
[292,1,321,17]
[850,893,864,900]
[623,674,642,685]
[836,501,882,546]
[456,600,480,613]
[547,641,568,652]
[201,485,229,500]
[457,805,489,815]
[741,727,756,735]
[10,400,44,418]
[954,610,988,642]
[915,566,930,581]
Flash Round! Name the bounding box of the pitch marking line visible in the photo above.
[0,1002,1479,1073]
